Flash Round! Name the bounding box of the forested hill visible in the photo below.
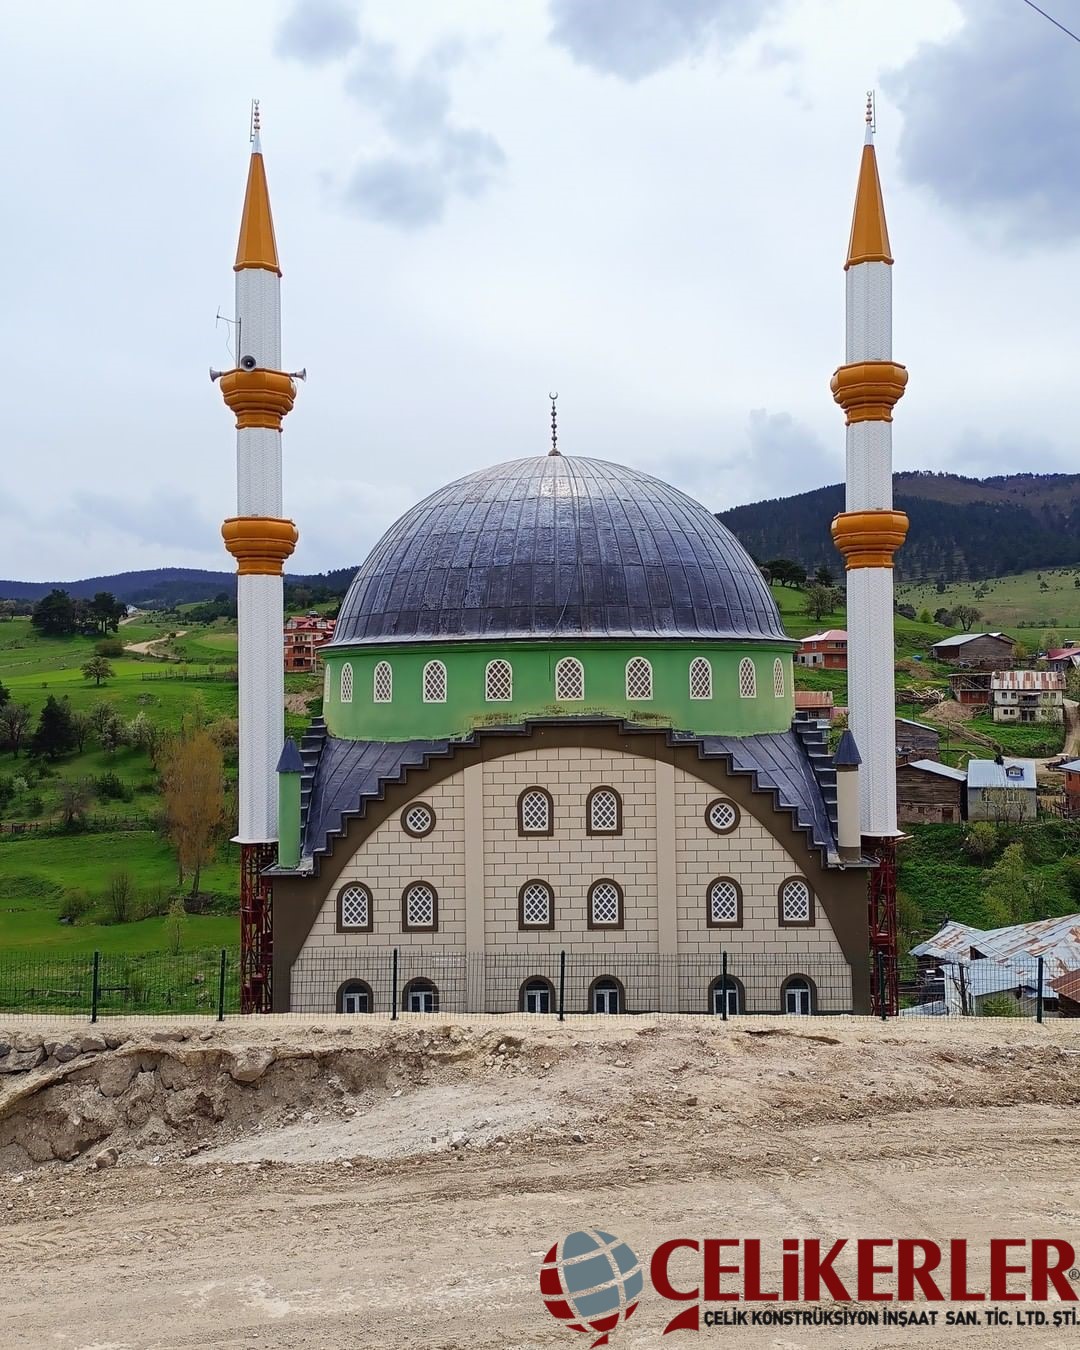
[717,472,1080,581]
[0,566,359,606]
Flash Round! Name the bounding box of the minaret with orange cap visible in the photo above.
[830,96,907,846]
[829,97,907,1012]
[215,103,299,1010]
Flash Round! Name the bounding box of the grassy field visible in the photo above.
[897,567,1080,639]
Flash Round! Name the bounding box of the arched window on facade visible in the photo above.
[779,877,814,927]
[340,662,353,704]
[588,878,623,929]
[517,787,553,836]
[485,658,513,702]
[422,660,447,703]
[708,975,745,1017]
[781,975,816,1016]
[590,976,624,1014]
[402,978,439,1013]
[402,881,438,931]
[625,657,653,700]
[706,877,743,928]
[689,657,712,700]
[518,879,554,929]
[738,657,757,699]
[373,660,393,703]
[587,787,622,836]
[337,882,373,932]
[520,977,555,1013]
[337,980,374,1014]
[555,656,585,701]
[773,657,785,698]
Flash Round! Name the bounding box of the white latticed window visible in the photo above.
[708,879,740,925]
[589,880,621,927]
[422,660,447,703]
[781,878,812,924]
[519,788,551,834]
[340,662,353,704]
[555,656,584,701]
[706,798,738,833]
[402,803,435,837]
[521,881,553,927]
[689,657,712,700]
[738,657,756,699]
[373,661,393,703]
[773,658,785,699]
[588,788,620,834]
[323,663,331,704]
[485,658,513,702]
[339,884,370,930]
[625,657,653,700]
[405,883,436,929]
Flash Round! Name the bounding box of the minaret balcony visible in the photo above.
[219,368,296,430]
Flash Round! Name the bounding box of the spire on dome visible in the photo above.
[845,92,892,270]
[234,100,281,276]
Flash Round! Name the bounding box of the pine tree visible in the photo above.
[31,696,77,760]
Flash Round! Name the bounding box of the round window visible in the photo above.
[401,802,436,838]
[704,798,740,835]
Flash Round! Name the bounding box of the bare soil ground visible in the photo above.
[1,1015,1079,1348]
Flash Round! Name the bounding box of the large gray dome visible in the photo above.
[332,455,787,645]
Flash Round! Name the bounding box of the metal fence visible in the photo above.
[0,949,238,1019]
[0,948,1060,1022]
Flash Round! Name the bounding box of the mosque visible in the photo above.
[216,102,906,1017]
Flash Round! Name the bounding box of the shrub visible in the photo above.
[962,821,998,862]
[58,890,92,924]
[980,994,1021,1018]
[95,639,124,658]
[95,771,132,802]
[11,776,27,794]
[104,870,134,924]
[0,777,13,810]
[166,898,188,955]
[23,794,43,818]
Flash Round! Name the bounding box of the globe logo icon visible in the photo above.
[540,1229,644,1346]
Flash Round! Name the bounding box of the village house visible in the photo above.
[795,629,847,670]
[793,690,837,719]
[965,757,1037,823]
[930,632,1016,669]
[895,758,966,824]
[910,915,1080,1017]
[947,671,992,708]
[284,612,337,674]
[989,669,1064,724]
[1044,647,1080,674]
[1057,758,1080,816]
[895,716,940,763]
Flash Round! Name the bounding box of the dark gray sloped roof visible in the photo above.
[331,455,787,646]
[294,721,841,868]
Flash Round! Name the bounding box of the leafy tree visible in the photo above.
[813,565,835,587]
[0,703,31,757]
[166,898,188,956]
[99,715,127,756]
[933,607,954,626]
[70,710,92,753]
[89,702,120,742]
[935,579,947,594]
[31,589,76,636]
[981,843,1042,926]
[962,821,997,862]
[160,721,226,895]
[1042,629,1062,653]
[917,609,933,625]
[896,603,917,620]
[30,696,77,760]
[59,779,93,829]
[90,591,125,635]
[765,558,807,589]
[952,604,982,632]
[0,600,16,622]
[0,679,8,707]
[95,638,124,658]
[81,656,114,687]
[127,712,164,767]
[104,870,134,924]
[803,583,844,621]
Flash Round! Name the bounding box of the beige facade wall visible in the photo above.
[290,745,852,1013]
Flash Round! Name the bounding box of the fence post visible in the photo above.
[877,951,887,1022]
[91,951,100,1024]
[558,950,566,1023]
[217,949,227,1022]
[1036,956,1045,1025]
[391,947,399,1021]
[721,950,729,1023]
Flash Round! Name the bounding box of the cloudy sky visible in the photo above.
[3,0,1080,580]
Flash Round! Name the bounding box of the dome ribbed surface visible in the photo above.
[333,455,786,645]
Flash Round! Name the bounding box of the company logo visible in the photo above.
[540,1230,644,1347]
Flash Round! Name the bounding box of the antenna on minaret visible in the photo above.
[250,98,261,152]
[548,392,560,456]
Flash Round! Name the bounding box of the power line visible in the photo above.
[1021,0,1080,44]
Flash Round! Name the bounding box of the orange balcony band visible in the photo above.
[830,361,907,425]
[219,369,296,430]
[831,509,908,570]
[222,516,298,576]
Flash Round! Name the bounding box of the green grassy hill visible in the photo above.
[897,568,1080,640]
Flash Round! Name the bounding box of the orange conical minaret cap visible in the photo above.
[234,106,281,276]
[845,108,892,270]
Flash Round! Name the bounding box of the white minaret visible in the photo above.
[830,97,908,842]
[217,104,299,854]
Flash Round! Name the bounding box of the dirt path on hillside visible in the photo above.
[123,628,188,657]
[1,1017,1079,1349]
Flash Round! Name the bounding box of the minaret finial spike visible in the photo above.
[865,90,875,144]
[250,98,261,152]
[548,392,560,456]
